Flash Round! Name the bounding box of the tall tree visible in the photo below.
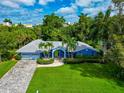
[112,0,124,15]
[47,42,53,58]
[43,13,65,28]
[77,13,93,42]
[90,8,112,54]
[3,18,12,24]
[62,37,77,58]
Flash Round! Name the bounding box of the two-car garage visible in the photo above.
[16,40,42,60]
[21,53,40,60]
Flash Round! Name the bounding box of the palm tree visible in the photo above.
[46,42,53,58]
[91,8,112,55]
[39,42,50,58]
[43,42,50,58]
[39,43,45,58]
[62,37,77,58]
[68,38,77,58]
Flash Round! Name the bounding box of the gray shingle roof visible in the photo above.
[16,39,97,53]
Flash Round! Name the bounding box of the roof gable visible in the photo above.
[17,39,97,53]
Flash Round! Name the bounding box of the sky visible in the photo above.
[0,0,112,25]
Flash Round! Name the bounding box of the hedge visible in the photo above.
[75,55,102,59]
[63,58,103,64]
[37,58,54,64]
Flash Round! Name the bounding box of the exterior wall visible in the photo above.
[20,48,98,60]
[3,22,12,27]
[74,48,97,56]
[21,53,40,60]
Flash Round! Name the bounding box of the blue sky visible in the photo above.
[0,0,112,25]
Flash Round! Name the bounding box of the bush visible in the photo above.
[75,55,102,59]
[37,58,54,64]
[15,54,21,60]
[1,51,16,61]
[63,58,103,64]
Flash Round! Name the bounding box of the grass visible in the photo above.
[0,61,16,78]
[27,63,124,93]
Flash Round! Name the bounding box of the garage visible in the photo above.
[21,53,40,60]
[16,40,42,60]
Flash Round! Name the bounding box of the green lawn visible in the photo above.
[0,61,16,78]
[27,63,124,93]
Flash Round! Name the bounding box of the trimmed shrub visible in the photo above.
[75,55,102,59]
[37,58,54,64]
[63,58,103,64]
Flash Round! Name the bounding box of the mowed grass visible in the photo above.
[0,61,16,78]
[27,63,124,93]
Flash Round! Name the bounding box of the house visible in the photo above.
[3,22,12,27]
[16,39,98,60]
[23,24,33,28]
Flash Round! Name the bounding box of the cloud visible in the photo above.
[75,0,105,7]
[82,0,112,16]
[35,8,43,13]
[0,6,43,24]
[0,0,35,8]
[76,0,91,7]
[1,0,20,8]
[0,0,113,24]
[39,0,55,5]
[55,3,78,23]
[0,0,56,7]
[83,6,107,16]
[56,3,77,14]
[16,0,35,6]
[64,14,79,23]
[56,7,76,14]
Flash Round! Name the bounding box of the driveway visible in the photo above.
[0,60,36,93]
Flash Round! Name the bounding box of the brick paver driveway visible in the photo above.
[0,60,36,93]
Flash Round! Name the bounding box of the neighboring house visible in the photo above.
[17,39,98,60]
[3,22,12,27]
[23,24,33,28]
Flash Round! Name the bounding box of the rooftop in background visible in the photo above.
[23,24,33,28]
[2,22,33,28]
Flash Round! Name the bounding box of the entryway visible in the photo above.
[52,47,66,58]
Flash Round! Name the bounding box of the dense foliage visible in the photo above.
[0,25,37,61]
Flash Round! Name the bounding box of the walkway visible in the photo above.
[0,60,36,93]
[37,59,64,67]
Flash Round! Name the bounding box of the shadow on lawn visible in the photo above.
[69,63,124,87]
